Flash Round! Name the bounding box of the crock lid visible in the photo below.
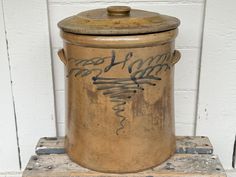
[58,6,180,35]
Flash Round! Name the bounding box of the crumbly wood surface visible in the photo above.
[36,136,213,155]
[175,136,213,154]
[22,136,226,177]
[23,153,226,177]
[36,137,65,155]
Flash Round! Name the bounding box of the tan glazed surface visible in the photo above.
[58,6,181,173]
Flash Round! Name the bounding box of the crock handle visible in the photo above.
[57,49,67,65]
[171,50,181,65]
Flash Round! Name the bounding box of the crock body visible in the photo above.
[58,29,180,173]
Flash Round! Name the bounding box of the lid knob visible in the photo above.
[107,6,131,16]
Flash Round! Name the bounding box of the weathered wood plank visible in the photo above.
[176,136,213,154]
[23,154,226,177]
[36,137,65,155]
[35,136,213,155]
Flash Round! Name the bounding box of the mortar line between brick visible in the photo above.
[193,0,207,136]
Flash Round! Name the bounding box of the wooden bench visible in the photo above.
[23,136,227,177]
